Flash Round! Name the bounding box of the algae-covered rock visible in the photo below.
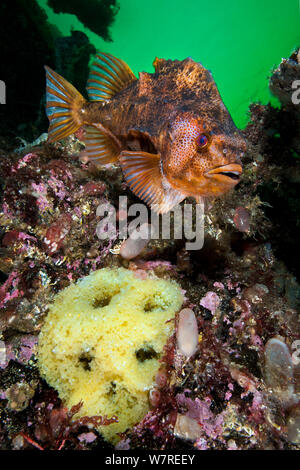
[37,267,183,443]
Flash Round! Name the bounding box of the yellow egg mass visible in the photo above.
[37,267,183,443]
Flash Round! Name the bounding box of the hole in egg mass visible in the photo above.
[92,292,116,308]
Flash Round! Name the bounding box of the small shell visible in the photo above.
[233,206,250,232]
[174,414,202,441]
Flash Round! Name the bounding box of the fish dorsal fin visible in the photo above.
[81,124,121,165]
[119,151,186,214]
[87,52,137,102]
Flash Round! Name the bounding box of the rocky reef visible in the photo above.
[0,49,299,450]
[38,267,183,443]
[47,0,120,41]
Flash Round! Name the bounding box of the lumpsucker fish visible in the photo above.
[45,52,247,213]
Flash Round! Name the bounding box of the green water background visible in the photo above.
[38,0,300,128]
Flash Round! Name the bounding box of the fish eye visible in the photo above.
[196,134,209,148]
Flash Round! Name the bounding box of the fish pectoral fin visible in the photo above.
[45,66,86,142]
[86,52,137,102]
[119,151,186,214]
[81,124,121,165]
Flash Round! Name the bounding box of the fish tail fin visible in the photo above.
[45,66,86,142]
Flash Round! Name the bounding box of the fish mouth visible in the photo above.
[205,164,243,182]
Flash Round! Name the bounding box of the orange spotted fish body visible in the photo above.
[45,53,246,213]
